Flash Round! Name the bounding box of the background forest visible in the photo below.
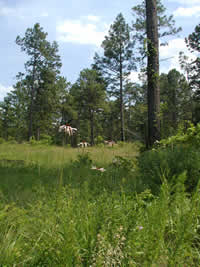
[0,0,199,147]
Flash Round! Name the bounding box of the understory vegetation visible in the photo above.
[1,129,200,266]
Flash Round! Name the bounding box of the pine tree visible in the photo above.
[132,0,181,64]
[93,13,135,141]
[71,69,106,145]
[185,24,200,123]
[145,0,160,146]
[16,23,62,140]
[160,69,191,137]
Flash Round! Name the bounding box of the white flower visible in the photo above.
[98,167,106,172]
[91,166,97,170]
[91,166,106,172]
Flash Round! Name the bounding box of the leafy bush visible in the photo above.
[95,135,104,144]
[137,146,200,193]
[29,135,52,146]
[72,152,93,168]
[29,136,38,145]
[40,134,52,145]
[7,136,17,144]
[157,122,200,148]
[0,137,5,144]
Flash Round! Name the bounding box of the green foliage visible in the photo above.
[0,165,200,265]
[1,143,200,265]
[158,122,200,147]
[185,24,200,123]
[160,70,192,138]
[93,13,135,141]
[29,136,38,145]
[40,134,52,145]
[7,136,17,144]
[29,135,52,146]
[112,155,135,173]
[71,68,106,145]
[73,152,93,168]
[94,135,104,144]
[13,23,66,141]
[0,137,5,144]
[138,145,200,193]
[132,0,182,63]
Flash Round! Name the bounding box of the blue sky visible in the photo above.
[0,0,200,100]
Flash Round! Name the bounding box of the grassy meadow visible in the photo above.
[0,142,200,266]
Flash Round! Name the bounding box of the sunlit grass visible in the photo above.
[0,142,139,168]
[0,142,200,265]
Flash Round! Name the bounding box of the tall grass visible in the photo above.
[0,143,200,266]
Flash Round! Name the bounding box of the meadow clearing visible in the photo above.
[0,142,200,266]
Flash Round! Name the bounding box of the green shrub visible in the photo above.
[72,152,92,168]
[137,146,200,193]
[29,136,37,145]
[40,134,52,145]
[95,135,104,144]
[29,135,52,146]
[0,137,5,144]
[7,136,17,144]
[157,122,200,149]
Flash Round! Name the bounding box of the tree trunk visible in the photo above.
[90,110,94,146]
[28,61,36,141]
[172,90,177,129]
[28,87,34,141]
[146,0,160,147]
[120,48,125,142]
[36,127,40,141]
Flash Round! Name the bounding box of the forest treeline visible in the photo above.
[0,0,200,147]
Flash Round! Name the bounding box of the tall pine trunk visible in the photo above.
[146,0,160,147]
[28,83,34,141]
[120,46,125,142]
[28,60,36,141]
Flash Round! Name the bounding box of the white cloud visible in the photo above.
[85,15,101,22]
[40,12,49,17]
[129,39,197,81]
[0,84,13,101]
[0,5,17,16]
[56,18,108,46]
[159,38,197,74]
[174,6,200,17]
[0,3,49,19]
[129,71,140,83]
[169,0,200,4]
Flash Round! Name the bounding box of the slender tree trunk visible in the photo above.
[172,90,177,129]
[28,87,34,140]
[146,0,160,147]
[36,127,40,141]
[28,61,36,141]
[90,110,94,146]
[119,49,125,142]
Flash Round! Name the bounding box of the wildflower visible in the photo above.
[91,166,106,172]
[115,233,120,239]
[97,233,101,240]
[91,166,97,170]
[137,226,143,230]
[98,167,106,172]
[78,141,90,147]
